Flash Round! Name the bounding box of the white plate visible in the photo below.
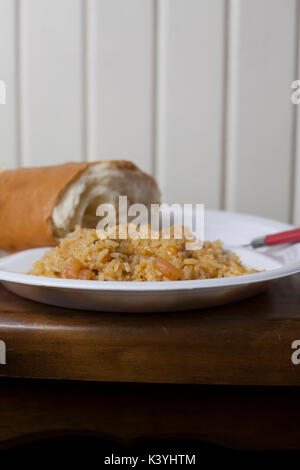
[0,209,299,312]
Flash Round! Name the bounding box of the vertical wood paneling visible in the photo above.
[224,0,296,223]
[20,0,83,166]
[294,141,300,223]
[293,0,300,225]
[0,0,18,168]
[156,0,226,207]
[87,0,155,173]
[0,0,298,224]
[294,109,300,225]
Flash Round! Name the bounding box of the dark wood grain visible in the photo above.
[0,274,299,385]
[1,378,300,451]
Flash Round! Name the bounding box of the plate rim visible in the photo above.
[0,263,300,293]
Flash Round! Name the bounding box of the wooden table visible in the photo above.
[0,274,300,451]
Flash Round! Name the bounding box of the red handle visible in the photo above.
[266,228,300,246]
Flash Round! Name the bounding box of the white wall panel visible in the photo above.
[87,0,155,173]
[156,0,225,207]
[294,98,300,225]
[20,0,84,166]
[294,115,300,224]
[224,0,296,223]
[0,0,18,168]
[293,1,300,225]
[0,0,298,223]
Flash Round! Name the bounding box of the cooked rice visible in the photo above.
[28,224,257,281]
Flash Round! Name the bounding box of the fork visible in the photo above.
[235,228,300,249]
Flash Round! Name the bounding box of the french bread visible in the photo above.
[0,161,160,251]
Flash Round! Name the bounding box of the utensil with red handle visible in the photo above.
[243,228,300,248]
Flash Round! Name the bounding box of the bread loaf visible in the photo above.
[0,161,160,251]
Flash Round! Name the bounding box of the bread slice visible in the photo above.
[0,161,160,251]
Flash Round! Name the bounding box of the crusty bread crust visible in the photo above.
[0,161,159,252]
